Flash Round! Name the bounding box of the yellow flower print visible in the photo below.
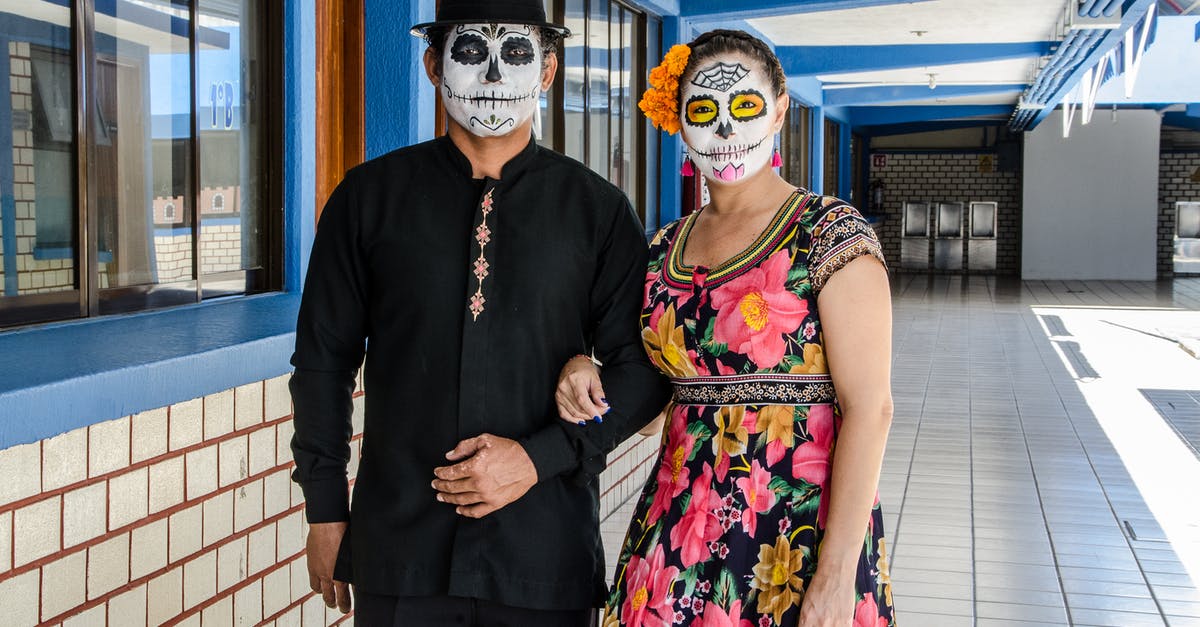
[877,537,893,608]
[755,405,795,448]
[713,405,748,458]
[600,607,619,627]
[750,535,806,623]
[642,305,698,378]
[788,343,827,374]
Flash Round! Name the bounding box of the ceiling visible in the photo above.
[680,0,1198,134]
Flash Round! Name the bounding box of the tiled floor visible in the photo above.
[600,276,1200,626]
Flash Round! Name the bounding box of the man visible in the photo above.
[288,1,670,625]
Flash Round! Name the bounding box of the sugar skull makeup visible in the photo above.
[680,55,776,184]
[441,23,543,137]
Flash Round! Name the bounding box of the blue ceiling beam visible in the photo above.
[822,83,1027,106]
[777,42,1053,76]
[680,0,933,21]
[861,119,1006,137]
[1164,111,1200,131]
[1025,0,1159,130]
[848,105,1014,127]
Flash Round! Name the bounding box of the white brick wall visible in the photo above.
[0,373,328,625]
[0,368,652,626]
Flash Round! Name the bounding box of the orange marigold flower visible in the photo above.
[639,44,691,135]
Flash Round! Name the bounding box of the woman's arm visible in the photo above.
[801,254,893,626]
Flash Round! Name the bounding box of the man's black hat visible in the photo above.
[410,0,571,37]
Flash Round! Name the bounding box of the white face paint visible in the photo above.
[680,54,776,185]
[440,23,544,137]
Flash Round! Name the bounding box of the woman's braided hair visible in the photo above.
[682,29,787,98]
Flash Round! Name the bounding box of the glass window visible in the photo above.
[0,0,280,328]
[781,100,810,190]
[543,0,652,226]
[823,117,839,196]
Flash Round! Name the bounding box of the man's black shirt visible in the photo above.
[289,135,670,610]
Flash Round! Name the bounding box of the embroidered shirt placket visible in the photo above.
[468,189,496,321]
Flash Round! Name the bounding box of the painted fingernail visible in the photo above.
[593,416,603,424]
[601,397,609,404]
[577,420,588,426]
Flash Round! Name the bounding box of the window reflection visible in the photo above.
[1,2,77,301]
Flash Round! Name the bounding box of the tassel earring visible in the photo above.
[681,159,695,176]
[771,149,783,168]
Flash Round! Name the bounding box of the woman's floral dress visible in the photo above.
[603,190,896,627]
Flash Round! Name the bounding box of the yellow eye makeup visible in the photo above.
[729,90,767,121]
[685,96,719,127]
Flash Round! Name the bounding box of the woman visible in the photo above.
[556,30,896,626]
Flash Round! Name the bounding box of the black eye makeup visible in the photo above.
[501,36,535,65]
[450,33,488,65]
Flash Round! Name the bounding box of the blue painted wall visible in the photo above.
[364,0,435,159]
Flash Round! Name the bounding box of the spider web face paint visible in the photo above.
[689,62,750,92]
[441,23,543,137]
[681,56,776,185]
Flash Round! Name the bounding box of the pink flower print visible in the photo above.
[802,321,817,341]
[758,615,772,627]
[736,460,777,536]
[647,411,696,526]
[791,404,835,527]
[853,593,888,627]
[694,599,753,627]
[709,250,808,369]
[622,544,680,627]
[691,597,705,613]
[670,463,724,568]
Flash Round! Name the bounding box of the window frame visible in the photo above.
[0,0,285,328]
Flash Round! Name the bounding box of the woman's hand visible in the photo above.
[556,355,609,425]
[797,570,856,627]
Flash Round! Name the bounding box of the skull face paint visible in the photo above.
[441,23,543,137]
[680,55,776,184]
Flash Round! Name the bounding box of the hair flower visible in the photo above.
[639,44,691,135]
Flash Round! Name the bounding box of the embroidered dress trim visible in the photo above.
[671,373,836,406]
[664,190,815,290]
[468,189,496,321]
[808,207,885,293]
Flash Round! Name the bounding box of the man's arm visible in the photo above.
[289,174,368,611]
[519,195,671,481]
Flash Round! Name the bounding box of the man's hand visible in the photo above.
[432,434,538,518]
[306,521,351,613]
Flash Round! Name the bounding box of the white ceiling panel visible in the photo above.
[817,57,1039,85]
[749,0,1068,46]
[857,93,1023,107]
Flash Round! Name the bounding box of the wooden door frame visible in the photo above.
[315,0,365,222]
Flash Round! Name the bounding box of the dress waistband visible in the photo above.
[670,373,836,406]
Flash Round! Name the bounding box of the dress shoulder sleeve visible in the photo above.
[804,196,887,294]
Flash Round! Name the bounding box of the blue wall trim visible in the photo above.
[285,0,315,291]
[810,107,824,193]
[365,0,435,159]
[779,42,1051,76]
[658,16,686,225]
[681,0,933,20]
[0,294,299,450]
[838,121,851,201]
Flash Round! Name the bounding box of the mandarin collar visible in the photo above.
[436,134,540,184]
